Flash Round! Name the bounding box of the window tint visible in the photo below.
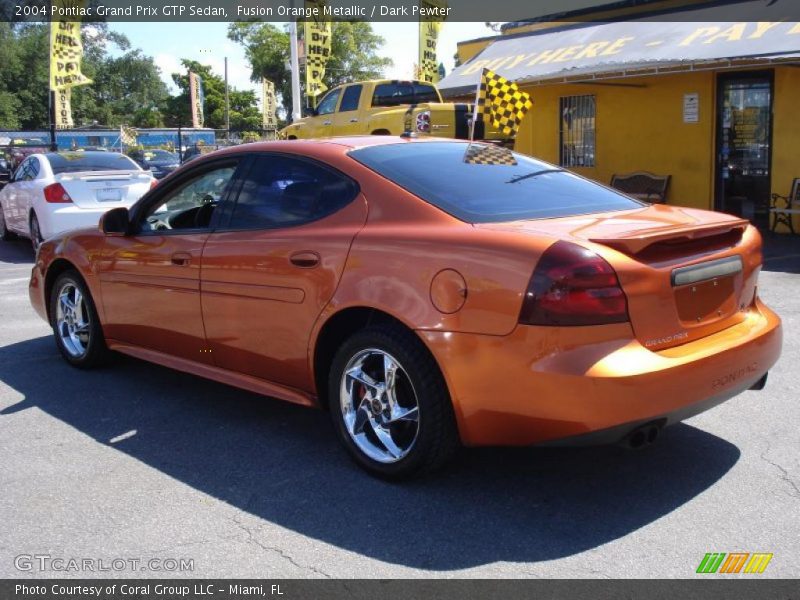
[28,157,40,178]
[339,85,362,112]
[141,164,237,232]
[371,82,439,107]
[229,155,358,230]
[47,152,140,174]
[14,158,35,181]
[350,142,642,223]
[316,89,341,115]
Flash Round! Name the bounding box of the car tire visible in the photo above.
[49,270,111,368]
[30,212,43,253]
[0,204,16,240]
[329,323,460,479]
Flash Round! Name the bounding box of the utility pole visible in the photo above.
[289,19,302,122]
[48,20,57,151]
[224,56,230,139]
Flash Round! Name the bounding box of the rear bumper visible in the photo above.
[419,299,782,447]
[37,205,113,239]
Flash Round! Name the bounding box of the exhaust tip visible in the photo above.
[622,420,665,450]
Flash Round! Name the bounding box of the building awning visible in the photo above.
[438,2,800,97]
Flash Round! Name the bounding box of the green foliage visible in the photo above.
[161,59,261,132]
[0,22,168,130]
[227,21,393,118]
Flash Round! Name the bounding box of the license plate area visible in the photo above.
[96,188,122,202]
[675,276,737,325]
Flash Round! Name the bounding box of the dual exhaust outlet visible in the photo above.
[622,420,665,450]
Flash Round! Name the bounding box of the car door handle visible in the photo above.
[171,252,192,266]
[323,120,332,126]
[349,118,359,123]
[289,251,320,268]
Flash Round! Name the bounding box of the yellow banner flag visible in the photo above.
[262,79,277,130]
[189,72,205,128]
[304,0,332,99]
[418,0,446,83]
[54,87,73,129]
[49,0,92,90]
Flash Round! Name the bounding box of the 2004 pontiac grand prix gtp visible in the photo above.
[27,137,782,478]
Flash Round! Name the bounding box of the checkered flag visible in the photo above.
[120,126,137,146]
[477,69,532,138]
[463,143,517,166]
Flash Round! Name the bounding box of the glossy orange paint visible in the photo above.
[29,137,783,448]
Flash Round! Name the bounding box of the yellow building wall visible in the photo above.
[456,38,495,66]
[770,66,800,233]
[514,71,716,211]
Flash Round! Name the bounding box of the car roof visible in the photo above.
[207,135,460,158]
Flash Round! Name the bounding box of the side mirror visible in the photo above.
[302,106,317,118]
[100,207,130,235]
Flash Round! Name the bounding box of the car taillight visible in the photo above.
[519,240,629,326]
[416,110,431,133]
[43,183,73,204]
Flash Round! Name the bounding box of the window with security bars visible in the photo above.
[559,95,596,167]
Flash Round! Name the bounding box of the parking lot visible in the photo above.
[0,235,798,579]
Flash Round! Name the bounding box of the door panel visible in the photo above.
[98,234,212,362]
[333,84,364,135]
[715,72,773,229]
[96,160,240,362]
[201,189,367,391]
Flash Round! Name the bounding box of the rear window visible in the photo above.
[371,82,439,107]
[349,142,643,223]
[47,152,140,174]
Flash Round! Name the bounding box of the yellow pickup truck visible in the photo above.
[281,79,505,141]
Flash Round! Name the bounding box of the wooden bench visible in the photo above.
[771,178,800,234]
[610,171,671,204]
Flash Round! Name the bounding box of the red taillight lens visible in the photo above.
[519,240,629,326]
[43,182,73,204]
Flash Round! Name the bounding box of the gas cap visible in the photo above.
[430,269,468,314]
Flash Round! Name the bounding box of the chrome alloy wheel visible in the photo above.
[55,282,90,358]
[339,348,420,464]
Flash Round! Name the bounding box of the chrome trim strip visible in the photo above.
[671,255,743,286]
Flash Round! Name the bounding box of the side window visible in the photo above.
[316,88,341,116]
[140,163,237,232]
[372,83,414,107]
[338,85,362,112]
[28,158,41,179]
[14,159,32,182]
[229,155,359,230]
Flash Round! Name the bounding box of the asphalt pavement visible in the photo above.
[0,234,798,578]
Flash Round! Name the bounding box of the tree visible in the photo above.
[0,23,169,130]
[162,60,261,132]
[0,23,50,129]
[69,25,169,128]
[228,21,393,119]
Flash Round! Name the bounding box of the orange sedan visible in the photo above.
[27,137,782,478]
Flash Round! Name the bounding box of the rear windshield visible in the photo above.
[371,82,439,107]
[349,142,643,223]
[47,152,140,174]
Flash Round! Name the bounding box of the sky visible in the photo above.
[108,21,494,102]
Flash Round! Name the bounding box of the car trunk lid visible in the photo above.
[479,205,759,350]
[55,170,153,208]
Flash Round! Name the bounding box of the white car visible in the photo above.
[0,151,156,251]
